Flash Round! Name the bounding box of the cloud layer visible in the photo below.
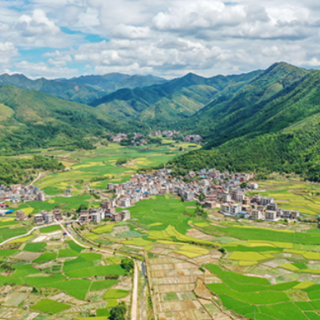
[0,0,319,78]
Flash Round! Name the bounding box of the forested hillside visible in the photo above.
[0,85,146,155]
[169,112,320,181]
[0,73,165,104]
[170,65,320,181]
[0,156,64,185]
[90,71,261,121]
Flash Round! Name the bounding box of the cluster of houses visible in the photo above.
[107,168,251,206]
[109,168,300,222]
[111,133,147,146]
[14,209,64,223]
[79,205,130,224]
[183,135,203,143]
[155,130,180,138]
[220,195,300,221]
[0,184,46,204]
[111,133,128,143]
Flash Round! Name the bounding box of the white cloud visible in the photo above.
[16,9,60,37]
[0,42,19,64]
[0,0,320,78]
[16,61,78,78]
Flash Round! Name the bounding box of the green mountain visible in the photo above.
[185,62,310,147]
[0,73,166,105]
[68,73,166,94]
[170,63,320,181]
[90,71,261,121]
[0,84,140,155]
[0,74,105,104]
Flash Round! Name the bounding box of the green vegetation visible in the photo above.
[0,72,164,104]
[45,279,91,300]
[109,302,127,320]
[91,71,259,123]
[126,195,196,234]
[67,241,83,253]
[24,242,46,252]
[0,84,144,157]
[104,289,129,299]
[90,280,119,291]
[58,249,79,258]
[120,258,134,273]
[0,156,64,185]
[40,225,61,233]
[169,63,320,181]
[31,299,70,314]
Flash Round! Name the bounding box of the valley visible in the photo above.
[2,62,320,320]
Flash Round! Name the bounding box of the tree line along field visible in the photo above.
[0,227,133,319]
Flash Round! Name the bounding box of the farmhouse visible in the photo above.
[251,209,263,220]
[16,210,26,221]
[265,210,278,221]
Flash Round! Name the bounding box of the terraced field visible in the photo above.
[247,179,320,216]
[0,226,133,319]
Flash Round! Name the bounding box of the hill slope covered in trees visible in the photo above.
[0,85,145,155]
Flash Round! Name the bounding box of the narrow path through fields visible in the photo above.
[0,222,60,246]
[29,172,42,186]
[131,260,138,320]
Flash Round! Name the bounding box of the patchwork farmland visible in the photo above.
[0,224,133,319]
[4,143,320,319]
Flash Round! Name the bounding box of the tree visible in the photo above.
[109,302,127,320]
[199,193,205,201]
[240,182,247,189]
[121,258,134,273]
[77,204,88,213]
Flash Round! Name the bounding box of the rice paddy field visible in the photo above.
[247,178,320,216]
[0,226,133,319]
[72,193,320,320]
[29,141,200,195]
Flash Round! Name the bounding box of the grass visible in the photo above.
[0,249,19,257]
[8,235,34,244]
[120,195,196,234]
[13,264,41,277]
[163,293,179,301]
[94,224,115,234]
[90,280,119,291]
[24,242,47,252]
[34,252,57,263]
[39,225,61,233]
[67,241,83,253]
[45,279,91,300]
[229,252,274,261]
[58,249,79,258]
[104,289,129,299]
[0,227,27,241]
[31,299,70,314]
[206,224,320,246]
[65,265,126,278]
[97,309,111,317]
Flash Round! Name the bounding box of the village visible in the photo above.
[110,131,203,145]
[2,168,301,226]
[0,184,46,206]
[109,168,300,222]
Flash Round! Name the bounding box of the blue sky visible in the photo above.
[0,0,319,79]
